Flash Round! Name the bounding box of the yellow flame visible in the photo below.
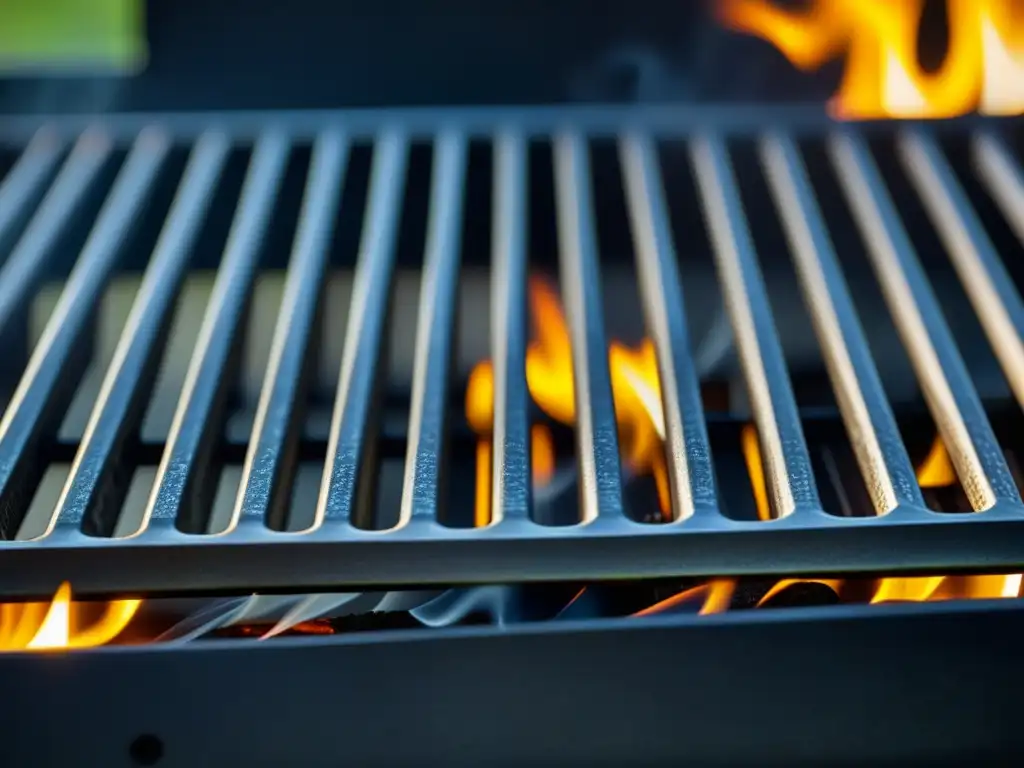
[717,0,1024,119]
[0,582,141,652]
[467,277,669,525]
[871,434,1020,601]
[917,435,958,488]
[740,424,772,521]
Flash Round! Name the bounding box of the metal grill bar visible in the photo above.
[54,132,231,534]
[975,132,1024,248]
[553,132,624,523]
[690,135,819,520]
[489,132,532,525]
[318,131,409,526]
[401,131,467,527]
[0,130,112,348]
[830,133,1020,511]
[899,131,1024,417]
[0,129,170,539]
[145,132,290,532]
[760,134,923,515]
[0,128,63,255]
[234,132,349,529]
[620,133,715,519]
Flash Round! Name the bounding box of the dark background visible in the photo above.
[0,0,848,113]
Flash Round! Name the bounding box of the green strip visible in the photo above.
[0,0,146,73]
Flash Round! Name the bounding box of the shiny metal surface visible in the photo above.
[488,132,532,525]
[54,132,231,534]
[401,131,466,526]
[761,134,923,516]
[691,134,819,519]
[0,112,1023,597]
[831,133,1020,511]
[318,131,409,526]
[144,132,290,532]
[234,132,348,528]
[553,132,624,523]
[620,133,715,519]
[0,128,169,538]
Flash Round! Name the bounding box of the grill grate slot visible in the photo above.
[1,112,1024,597]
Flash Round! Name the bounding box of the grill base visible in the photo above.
[3,600,1021,766]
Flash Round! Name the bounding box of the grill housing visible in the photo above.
[1,107,1024,598]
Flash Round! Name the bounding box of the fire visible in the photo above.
[716,0,1024,119]
[632,579,736,616]
[466,277,670,524]
[0,582,141,652]
[720,433,1022,609]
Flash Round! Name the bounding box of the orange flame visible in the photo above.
[632,579,737,616]
[0,582,141,652]
[733,433,1023,604]
[717,0,1024,119]
[467,277,670,524]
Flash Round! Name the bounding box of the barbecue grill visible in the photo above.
[3,1,1024,765]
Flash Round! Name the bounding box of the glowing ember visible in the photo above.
[467,277,670,524]
[0,582,141,652]
[717,0,1024,119]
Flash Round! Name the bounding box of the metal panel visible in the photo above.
[2,601,1024,766]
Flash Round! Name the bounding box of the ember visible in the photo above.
[717,0,1024,118]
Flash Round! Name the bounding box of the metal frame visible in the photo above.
[0,108,1023,597]
[1,600,1022,765]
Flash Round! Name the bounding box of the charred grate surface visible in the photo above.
[1,107,1024,597]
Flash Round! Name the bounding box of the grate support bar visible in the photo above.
[760,134,924,515]
[553,132,625,523]
[144,132,290,532]
[830,132,1020,511]
[690,135,820,520]
[620,132,716,519]
[233,132,349,530]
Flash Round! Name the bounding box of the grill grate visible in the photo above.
[1,108,1024,597]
